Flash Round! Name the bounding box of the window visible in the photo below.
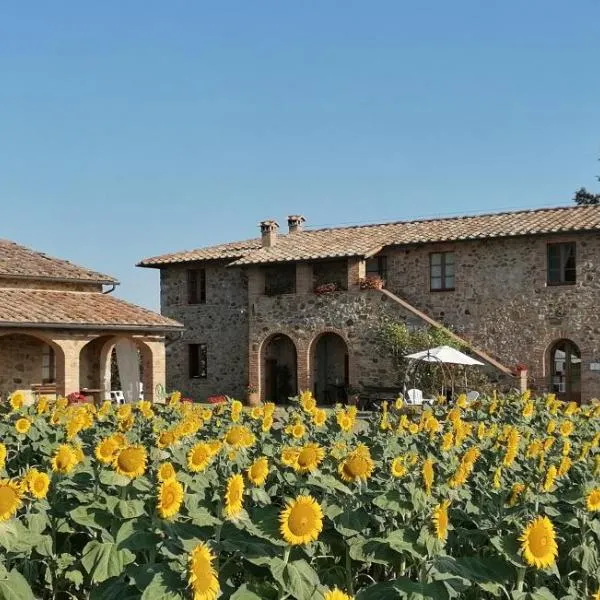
[366,255,387,282]
[547,242,576,286]
[42,345,56,383]
[264,264,296,296]
[312,259,348,290]
[187,269,206,304]
[188,344,207,378]
[430,252,455,291]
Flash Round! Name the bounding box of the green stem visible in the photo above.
[516,567,526,592]
[283,545,291,566]
[345,543,354,594]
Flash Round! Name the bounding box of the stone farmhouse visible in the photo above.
[139,204,600,405]
[0,239,182,403]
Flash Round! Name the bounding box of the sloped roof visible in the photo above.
[139,205,600,268]
[138,239,263,267]
[0,289,182,331]
[0,239,117,283]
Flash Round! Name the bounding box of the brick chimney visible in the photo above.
[260,220,279,247]
[287,214,306,233]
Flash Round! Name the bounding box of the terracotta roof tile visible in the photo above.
[138,205,600,268]
[0,239,117,283]
[0,289,182,330]
[138,239,263,267]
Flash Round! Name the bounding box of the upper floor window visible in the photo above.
[313,259,348,291]
[189,343,207,378]
[264,264,296,296]
[547,242,576,286]
[366,255,387,282]
[187,268,206,304]
[430,252,454,291]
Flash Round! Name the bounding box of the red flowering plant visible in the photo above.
[246,384,258,395]
[67,392,88,405]
[206,394,227,405]
[314,282,338,295]
[359,275,384,290]
[514,362,528,374]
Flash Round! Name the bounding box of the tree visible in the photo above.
[573,159,600,205]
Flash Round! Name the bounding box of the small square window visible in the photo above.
[187,269,206,304]
[547,243,576,286]
[429,252,455,291]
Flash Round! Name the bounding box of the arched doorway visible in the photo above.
[312,333,349,405]
[0,333,65,400]
[261,334,297,403]
[548,339,581,403]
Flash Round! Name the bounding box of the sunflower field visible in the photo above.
[1,390,600,600]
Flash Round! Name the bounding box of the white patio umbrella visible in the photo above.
[404,345,484,399]
[405,345,484,366]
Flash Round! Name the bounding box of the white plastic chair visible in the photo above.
[407,389,424,406]
[466,391,480,402]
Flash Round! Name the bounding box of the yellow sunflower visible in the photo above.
[586,488,600,512]
[0,479,22,521]
[187,443,213,473]
[324,588,353,600]
[559,420,574,437]
[95,437,119,465]
[519,516,558,568]
[224,425,255,449]
[279,494,323,545]
[250,406,263,420]
[113,446,147,479]
[9,392,24,411]
[27,471,50,499]
[157,478,184,519]
[339,449,374,483]
[391,456,407,478]
[15,418,31,435]
[157,430,176,449]
[261,415,274,432]
[294,443,325,473]
[299,390,317,414]
[51,445,78,475]
[291,423,306,439]
[337,413,353,432]
[247,457,269,486]
[188,542,220,600]
[0,443,7,467]
[158,462,177,482]
[207,440,222,455]
[432,500,451,541]
[224,474,244,519]
[591,590,600,600]
[422,458,434,495]
[312,408,327,427]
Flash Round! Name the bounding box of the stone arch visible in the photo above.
[546,338,582,404]
[308,329,353,405]
[95,335,156,402]
[258,332,298,403]
[0,331,66,399]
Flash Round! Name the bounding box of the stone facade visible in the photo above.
[159,261,249,399]
[157,230,600,403]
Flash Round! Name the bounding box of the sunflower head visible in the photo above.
[291,423,306,440]
[224,474,245,519]
[51,445,78,475]
[432,500,451,541]
[299,391,317,414]
[294,444,325,473]
[9,392,24,411]
[422,458,435,494]
[15,418,31,435]
[391,456,407,478]
[0,443,6,467]
[279,494,323,545]
[157,430,176,449]
[312,408,327,427]
[339,449,374,483]
[188,542,220,600]
[586,488,600,512]
[187,443,213,473]
[158,462,177,482]
[247,457,269,486]
[324,589,353,600]
[157,478,184,519]
[113,446,147,479]
[224,425,255,448]
[0,479,22,521]
[95,438,119,465]
[28,471,50,499]
[519,516,558,568]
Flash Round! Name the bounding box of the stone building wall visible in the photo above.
[160,261,249,400]
[381,232,600,399]
[0,334,46,399]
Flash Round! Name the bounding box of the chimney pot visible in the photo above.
[287,214,306,233]
[259,220,279,247]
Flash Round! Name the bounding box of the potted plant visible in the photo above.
[359,275,384,290]
[246,384,260,406]
[314,282,338,295]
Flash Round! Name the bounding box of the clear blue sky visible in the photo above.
[1,1,599,310]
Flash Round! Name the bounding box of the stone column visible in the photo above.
[54,339,89,396]
[138,338,166,403]
[347,258,366,290]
